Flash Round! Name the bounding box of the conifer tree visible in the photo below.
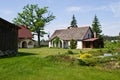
[92,15,102,38]
[70,14,77,27]
[70,39,76,49]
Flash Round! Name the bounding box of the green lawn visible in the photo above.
[18,47,81,57]
[0,48,120,80]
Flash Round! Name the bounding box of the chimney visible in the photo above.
[94,32,97,38]
[68,27,70,29]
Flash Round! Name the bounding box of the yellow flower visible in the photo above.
[79,53,92,59]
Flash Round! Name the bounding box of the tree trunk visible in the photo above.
[37,32,41,47]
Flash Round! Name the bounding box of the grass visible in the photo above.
[18,47,81,57]
[0,48,120,80]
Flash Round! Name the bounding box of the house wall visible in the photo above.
[63,40,83,49]
[76,41,82,49]
[49,40,70,48]
[83,28,93,39]
[49,40,83,49]
[49,41,52,48]
[18,39,34,48]
[63,40,69,48]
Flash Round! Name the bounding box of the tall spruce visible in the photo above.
[70,14,77,27]
[13,4,55,47]
[92,15,102,38]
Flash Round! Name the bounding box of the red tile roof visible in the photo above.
[18,26,33,39]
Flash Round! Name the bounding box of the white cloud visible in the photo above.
[110,2,120,17]
[92,6,108,11]
[66,6,82,12]
[66,5,109,13]
[66,2,120,18]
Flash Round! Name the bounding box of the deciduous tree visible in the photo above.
[13,4,55,47]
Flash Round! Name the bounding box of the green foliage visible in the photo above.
[67,50,74,54]
[70,39,77,49]
[79,58,98,66]
[92,15,102,38]
[87,50,107,56]
[104,40,120,53]
[78,53,96,66]
[53,37,62,48]
[13,4,55,47]
[78,54,120,67]
[70,14,77,27]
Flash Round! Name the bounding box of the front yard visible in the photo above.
[0,48,120,80]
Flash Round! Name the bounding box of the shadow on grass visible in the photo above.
[0,52,37,59]
[18,52,37,56]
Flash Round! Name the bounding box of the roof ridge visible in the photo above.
[55,26,90,31]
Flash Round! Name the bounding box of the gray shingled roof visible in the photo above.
[50,26,90,41]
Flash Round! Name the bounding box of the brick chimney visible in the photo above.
[94,32,97,38]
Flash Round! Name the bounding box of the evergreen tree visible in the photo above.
[13,4,55,47]
[70,14,77,27]
[92,15,102,38]
[70,39,77,49]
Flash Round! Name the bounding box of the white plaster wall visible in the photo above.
[28,40,34,48]
[28,45,34,48]
[61,40,64,48]
[49,42,52,48]
[63,41,69,48]
[68,41,70,48]
[19,39,34,48]
[76,41,82,49]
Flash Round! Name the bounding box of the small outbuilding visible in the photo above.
[18,26,34,48]
[0,18,19,56]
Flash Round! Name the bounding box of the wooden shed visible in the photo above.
[0,18,19,57]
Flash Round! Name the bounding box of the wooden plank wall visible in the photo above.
[0,20,18,52]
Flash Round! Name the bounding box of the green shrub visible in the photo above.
[87,51,99,56]
[79,50,83,54]
[78,53,120,66]
[67,50,74,54]
[118,61,120,65]
[78,58,98,66]
[78,53,97,66]
[70,39,76,49]
[78,59,86,65]
[84,58,98,66]
[104,40,120,53]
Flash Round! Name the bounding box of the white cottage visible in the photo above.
[49,26,103,49]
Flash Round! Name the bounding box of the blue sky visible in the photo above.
[0,0,120,40]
